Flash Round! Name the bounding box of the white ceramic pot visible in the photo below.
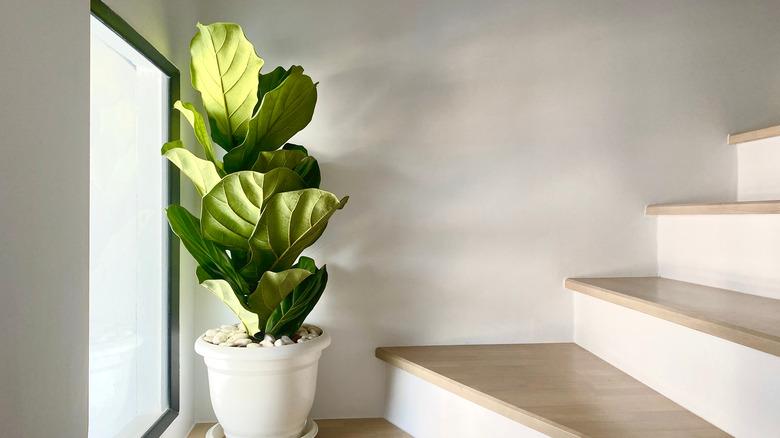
[194,328,331,438]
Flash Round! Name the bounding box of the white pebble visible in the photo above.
[221,325,233,331]
[229,333,249,341]
[281,336,293,345]
[308,327,322,336]
[260,339,275,347]
[205,329,217,337]
[234,338,252,347]
[246,343,260,348]
[263,334,276,343]
[274,339,283,346]
[296,338,306,343]
[237,325,246,333]
[213,333,228,344]
[219,341,235,347]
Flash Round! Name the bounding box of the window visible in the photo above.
[89,2,180,437]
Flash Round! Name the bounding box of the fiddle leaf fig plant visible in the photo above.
[163,22,347,340]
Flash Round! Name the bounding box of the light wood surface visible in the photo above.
[646,200,780,215]
[728,125,780,144]
[376,343,729,438]
[186,419,410,438]
[187,423,214,438]
[316,418,412,438]
[565,277,780,357]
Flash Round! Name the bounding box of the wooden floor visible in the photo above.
[566,277,780,356]
[187,418,410,438]
[376,343,730,438]
[317,418,412,438]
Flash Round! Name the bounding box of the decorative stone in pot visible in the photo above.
[195,325,331,438]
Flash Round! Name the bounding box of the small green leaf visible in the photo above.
[190,22,264,150]
[162,141,221,196]
[223,66,317,172]
[251,149,308,173]
[293,156,321,188]
[257,66,291,108]
[283,143,309,155]
[165,205,248,296]
[266,257,328,337]
[201,279,262,338]
[200,169,305,250]
[196,265,212,283]
[174,101,224,175]
[248,190,348,274]
[247,269,312,325]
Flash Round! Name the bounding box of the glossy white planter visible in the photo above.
[194,328,331,438]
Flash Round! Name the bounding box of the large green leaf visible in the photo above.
[223,66,317,172]
[266,257,328,337]
[247,189,349,274]
[165,205,248,295]
[162,141,222,196]
[190,22,264,150]
[251,149,308,173]
[174,101,224,175]
[201,279,261,338]
[247,269,312,324]
[200,169,305,250]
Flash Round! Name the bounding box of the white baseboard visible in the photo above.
[658,215,780,300]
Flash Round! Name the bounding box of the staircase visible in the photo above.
[188,128,779,437]
[375,126,780,437]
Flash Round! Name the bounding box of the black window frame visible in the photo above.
[89,1,181,436]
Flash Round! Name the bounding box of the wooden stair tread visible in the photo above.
[187,419,409,438]
[566,277,780,356]
[728,124,780,144]
[376,343,729,438]
[646,200,780,215]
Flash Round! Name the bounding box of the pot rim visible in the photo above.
[194,326,331,361]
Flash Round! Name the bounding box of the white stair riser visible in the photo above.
[657,215,780,300]
[574,294,780,438]
[383,366,549,438]
[738,137,780,201]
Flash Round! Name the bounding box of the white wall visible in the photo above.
[0,0,90,436]
[191,0,780,419]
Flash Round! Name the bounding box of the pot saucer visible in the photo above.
[206,419,318,438]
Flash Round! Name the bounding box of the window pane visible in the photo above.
[89,16,170,438]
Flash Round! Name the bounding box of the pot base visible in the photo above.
[206,419,318,438]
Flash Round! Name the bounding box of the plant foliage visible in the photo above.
[164,22,348,339]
